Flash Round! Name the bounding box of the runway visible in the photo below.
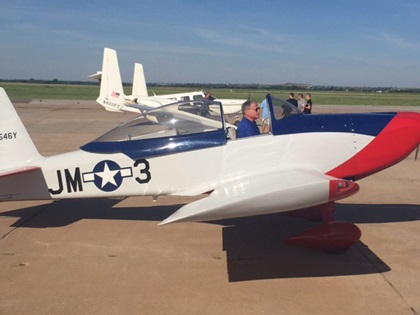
[1,100,419,314]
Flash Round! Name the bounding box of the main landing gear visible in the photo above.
[283,202,362,254]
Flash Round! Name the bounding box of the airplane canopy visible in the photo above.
[81,100,227,159]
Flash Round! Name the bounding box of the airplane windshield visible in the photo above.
[94,101,225,142]
[270,97,302,120]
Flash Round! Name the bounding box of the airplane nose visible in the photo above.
[331,111,420,180]
[374,111,420,171]
[400,112,420,129]
[395,112,420,147]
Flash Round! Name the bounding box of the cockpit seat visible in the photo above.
[226,127,237,140]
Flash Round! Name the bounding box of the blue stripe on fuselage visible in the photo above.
[271,112,396,136]
[80,129,226,159]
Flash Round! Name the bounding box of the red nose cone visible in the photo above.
[286,221,362,251]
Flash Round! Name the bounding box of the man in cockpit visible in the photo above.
[237,101,261,138]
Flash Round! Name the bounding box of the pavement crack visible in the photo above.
[379,273,418,315]
[357,244,418,315]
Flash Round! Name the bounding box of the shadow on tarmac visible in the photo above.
[1,200,420,282]
[221,215,386,282]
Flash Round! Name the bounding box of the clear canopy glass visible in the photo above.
[94,101,225,142]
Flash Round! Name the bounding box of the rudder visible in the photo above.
[0,88,43,171]
[96,48,126,112]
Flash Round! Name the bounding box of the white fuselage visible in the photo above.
[39,132,372,200]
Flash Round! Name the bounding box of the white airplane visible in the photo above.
[91,48,245,115]
[1,87,419,253]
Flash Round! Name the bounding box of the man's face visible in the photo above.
[245,102,260,120]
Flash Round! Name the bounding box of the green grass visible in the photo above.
[2,82,420,106]
[2,83,100,100]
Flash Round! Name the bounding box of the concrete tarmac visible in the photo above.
[0,100,419,314]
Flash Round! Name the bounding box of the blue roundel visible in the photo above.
[92,160,123,192]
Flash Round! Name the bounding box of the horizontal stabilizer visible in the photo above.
[0,167,51,201]
[88,71,102,81]
[0,166,41,178]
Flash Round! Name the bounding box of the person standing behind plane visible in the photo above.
[297,93,305,112]
[287,92,298,107]
[260,98,270,133]
[303,93,313,114]
[237,101,261,138]
[204,92,215,100]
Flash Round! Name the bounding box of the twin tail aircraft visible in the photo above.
[92,48,245,116]
[0,87,419,253]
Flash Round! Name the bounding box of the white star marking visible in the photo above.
[96,162,119,188]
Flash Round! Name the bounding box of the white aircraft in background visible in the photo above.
[1,86,419,253]
[90,48,245,116]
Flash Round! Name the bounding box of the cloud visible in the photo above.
[380,32,420,49]
[196,27,288,54]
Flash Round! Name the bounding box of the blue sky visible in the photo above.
[1,0,420,87]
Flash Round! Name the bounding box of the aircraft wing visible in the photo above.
[124,102,156,113]
[160,169,359,225]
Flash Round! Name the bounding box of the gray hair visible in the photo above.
[241,100,256,115]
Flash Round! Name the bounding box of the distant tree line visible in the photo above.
[1,78,419,93]
[0,78,100,86]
